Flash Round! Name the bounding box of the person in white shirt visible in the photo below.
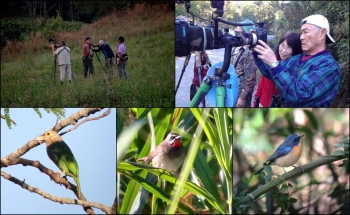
[51,41,72,85]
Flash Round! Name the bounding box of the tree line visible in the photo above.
[1,0,174,23]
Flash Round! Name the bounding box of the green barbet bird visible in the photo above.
[36,130,81,199]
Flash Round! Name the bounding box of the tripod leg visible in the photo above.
[175,54,191,95]
[198,69,206,107]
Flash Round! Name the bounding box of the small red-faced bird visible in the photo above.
[131,132,185,214]
[254,134,304,175]
[137,131,185,172]
[36,130,81,199]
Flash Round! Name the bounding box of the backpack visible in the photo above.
[121,44,128,62]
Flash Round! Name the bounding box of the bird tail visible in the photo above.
[74,176,81,199]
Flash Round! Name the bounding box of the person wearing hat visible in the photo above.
[92,40,116,75]
[82,37,95,78]
[252,14,340,107]
[51,40,71,85]
[230,19,258,107]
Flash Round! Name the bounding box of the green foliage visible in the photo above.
[117,108,232,214]
[1,108,65,129]
[233,108,349,214]
[40,12,82,38]
[270,181,295,215]
[0,15,82,49]
[0,18,31,48]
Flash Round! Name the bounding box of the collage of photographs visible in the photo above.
[1,1,349,214]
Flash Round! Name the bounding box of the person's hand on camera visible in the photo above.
[253,40,276,67]
[236,97,245,107]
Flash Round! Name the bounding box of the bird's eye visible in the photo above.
[46,132,50,136]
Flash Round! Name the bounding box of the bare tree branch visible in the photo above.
[59,108,111,136]
[1,158,82,197]
[1,108,105,165]
[1,108,114,214]
[1,170,112,214]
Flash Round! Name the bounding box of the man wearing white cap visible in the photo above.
[252,14,340,107]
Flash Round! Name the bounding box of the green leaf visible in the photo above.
[289,198,297,203]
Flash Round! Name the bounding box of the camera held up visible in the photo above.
[48,38,61,49]
[175,0,267,57]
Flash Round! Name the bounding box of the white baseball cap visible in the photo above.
[301,14,335,44]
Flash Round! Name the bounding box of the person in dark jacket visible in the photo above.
[92,40,116,75]
[254,32,303,107]
[252,14,340,107]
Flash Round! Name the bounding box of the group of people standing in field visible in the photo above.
[50,36,128,85]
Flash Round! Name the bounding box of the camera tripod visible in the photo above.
[188,40,239,107]
[51,55,57,83]
[175,54,207,107]
[93,51,107,74]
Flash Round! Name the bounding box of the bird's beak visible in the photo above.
[35,136,46,143]
[299,134,305,138]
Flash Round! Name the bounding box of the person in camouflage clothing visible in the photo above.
[230,19,257,107]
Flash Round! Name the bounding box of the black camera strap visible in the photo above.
[57,47,70,56]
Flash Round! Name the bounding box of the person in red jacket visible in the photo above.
[254,32,303,107]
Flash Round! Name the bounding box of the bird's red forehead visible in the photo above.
[172,138,182,148]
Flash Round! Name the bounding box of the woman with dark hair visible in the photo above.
[254,32,303,107]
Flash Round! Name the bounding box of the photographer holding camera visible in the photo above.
[92,40,116,75]
[230,19,257,107]
[51,41,71,85]
[82,37,95,78]
[254,32,303,107]
[252,14,340,107]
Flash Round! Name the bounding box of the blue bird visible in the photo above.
[254,134,304,175]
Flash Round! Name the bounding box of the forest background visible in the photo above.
[176,1,349,107]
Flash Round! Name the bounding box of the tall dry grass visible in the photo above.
[1,3,175,107]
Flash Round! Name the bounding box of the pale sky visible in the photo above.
[1,108,116,214]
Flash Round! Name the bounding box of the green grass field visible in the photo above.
[1,4,174,107]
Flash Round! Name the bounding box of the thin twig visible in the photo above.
[1,170,113,213]
[59,108,111,136]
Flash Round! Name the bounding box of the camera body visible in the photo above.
[175,0,268,57]
[175,19,267,57]
[89,44,98,48]
[48,38,61,49]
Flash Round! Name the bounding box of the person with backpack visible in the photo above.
[92,40,116,75]
[51,41,71,85]
[116,36,128,79]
